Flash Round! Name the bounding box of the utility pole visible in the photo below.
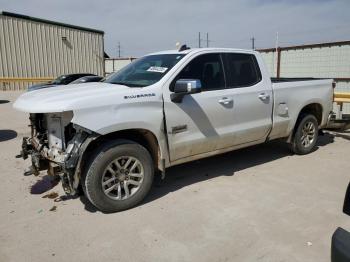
[275,31,279,51]
[251,37,255,50]
[272,31,279,78]
[206,32,209,47]
[198,32,201,48]
[117,42,121,58]
[275,32,280,78]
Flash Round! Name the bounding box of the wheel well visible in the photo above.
[82,129,161,171]
[287,103,323,143]
[298,103,323,125]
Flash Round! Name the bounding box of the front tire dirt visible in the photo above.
[82,140,154,213]
[290,114,319,155]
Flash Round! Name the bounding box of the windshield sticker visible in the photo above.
[147,66,168,73]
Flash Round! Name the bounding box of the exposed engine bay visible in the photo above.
[19,112,94,195]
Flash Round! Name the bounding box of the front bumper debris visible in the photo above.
[16,136,32,160]
[17,130,96,195]
[17,136,48,176]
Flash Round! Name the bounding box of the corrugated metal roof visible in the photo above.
[1,11,104,34]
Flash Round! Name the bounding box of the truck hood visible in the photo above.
[13,82,131,113]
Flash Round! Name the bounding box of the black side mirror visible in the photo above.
[171,79,202,103]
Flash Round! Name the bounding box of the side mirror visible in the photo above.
[171,79,202,103]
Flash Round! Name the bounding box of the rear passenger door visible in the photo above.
[222,52,273,145]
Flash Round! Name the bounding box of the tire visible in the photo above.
[290,114,319,155]
[81,139,154,213]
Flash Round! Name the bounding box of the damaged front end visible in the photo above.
[18,112,96,195]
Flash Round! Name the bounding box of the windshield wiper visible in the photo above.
[109,81,131,87]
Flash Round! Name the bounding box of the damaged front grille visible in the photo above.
[19,111,93,195]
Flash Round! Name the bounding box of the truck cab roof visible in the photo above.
[149,47,258,56]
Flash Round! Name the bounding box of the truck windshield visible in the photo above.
[104,54,185,87]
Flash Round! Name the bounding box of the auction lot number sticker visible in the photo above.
[147,66,168,73]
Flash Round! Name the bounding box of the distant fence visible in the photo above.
[0,77,53,91]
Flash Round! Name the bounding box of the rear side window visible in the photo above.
[224,53,262,88]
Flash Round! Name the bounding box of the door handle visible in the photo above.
[258,93,270,100]
[218,97,233,105]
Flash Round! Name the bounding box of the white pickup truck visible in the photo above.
[14,47,334,212]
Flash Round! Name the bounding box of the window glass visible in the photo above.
[63,76,77,84]
[224,53,262,88]
[51,75,67,85]
[175,53,225,91]
[104,54,185,87]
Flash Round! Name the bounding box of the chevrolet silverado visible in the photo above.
[14,47,334,212]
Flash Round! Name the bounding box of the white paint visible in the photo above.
[13,48,333,168]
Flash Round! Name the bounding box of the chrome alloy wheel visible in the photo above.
[101,156,144,200]
[300,121,316,148]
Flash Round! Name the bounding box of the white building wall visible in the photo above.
[280,45,350,78]
[105,58,135,76]
[259,43,350,113]
[259,52,276,77]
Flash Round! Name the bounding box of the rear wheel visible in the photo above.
[82,140,154,213]
[290,114,319,155]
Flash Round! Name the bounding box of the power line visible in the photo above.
[198,32,211,48]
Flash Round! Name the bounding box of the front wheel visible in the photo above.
[290,114,319,155]
[82,140,154,213]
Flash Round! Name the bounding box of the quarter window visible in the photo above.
[224,53,262,88]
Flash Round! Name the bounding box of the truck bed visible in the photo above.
[268,78,334,140]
